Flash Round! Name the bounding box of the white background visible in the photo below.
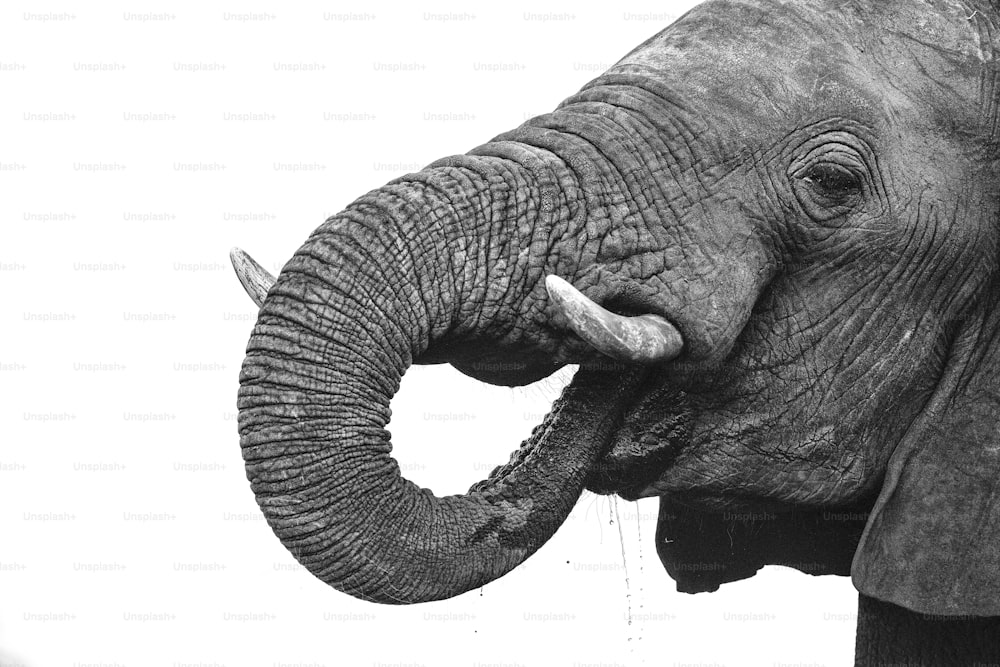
[1,1,858,666]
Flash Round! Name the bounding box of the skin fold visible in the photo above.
[234,0,1000,663]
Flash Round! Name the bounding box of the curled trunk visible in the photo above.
[238,155,644,602]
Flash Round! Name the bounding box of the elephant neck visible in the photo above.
[853,594,1000,666]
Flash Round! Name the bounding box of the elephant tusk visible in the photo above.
[230,247,276,309]
[545,275,684,365]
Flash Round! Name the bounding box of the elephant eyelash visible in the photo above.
[790,161,865,223]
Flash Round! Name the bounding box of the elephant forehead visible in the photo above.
[614,0,993,137]
[624,0,993,63]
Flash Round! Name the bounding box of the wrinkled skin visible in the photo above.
[235,1,1000,664]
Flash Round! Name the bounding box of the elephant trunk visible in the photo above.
[237,155,662,603]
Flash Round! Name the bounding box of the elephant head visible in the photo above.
[234,0,1000,659]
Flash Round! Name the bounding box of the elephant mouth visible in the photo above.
[583,370,692,500]
[543,274,692,500]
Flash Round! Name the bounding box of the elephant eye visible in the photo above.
[802,164,862,197]
[792,162,864,221]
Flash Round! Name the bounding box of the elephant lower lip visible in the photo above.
[585,429,686,497]
[611,483,650,502]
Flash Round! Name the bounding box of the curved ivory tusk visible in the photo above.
[230,247,276,309]
[545,275,684,365]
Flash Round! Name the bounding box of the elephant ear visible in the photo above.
[852,304,1000,617]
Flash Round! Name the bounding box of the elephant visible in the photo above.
[231,0,1000,664]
